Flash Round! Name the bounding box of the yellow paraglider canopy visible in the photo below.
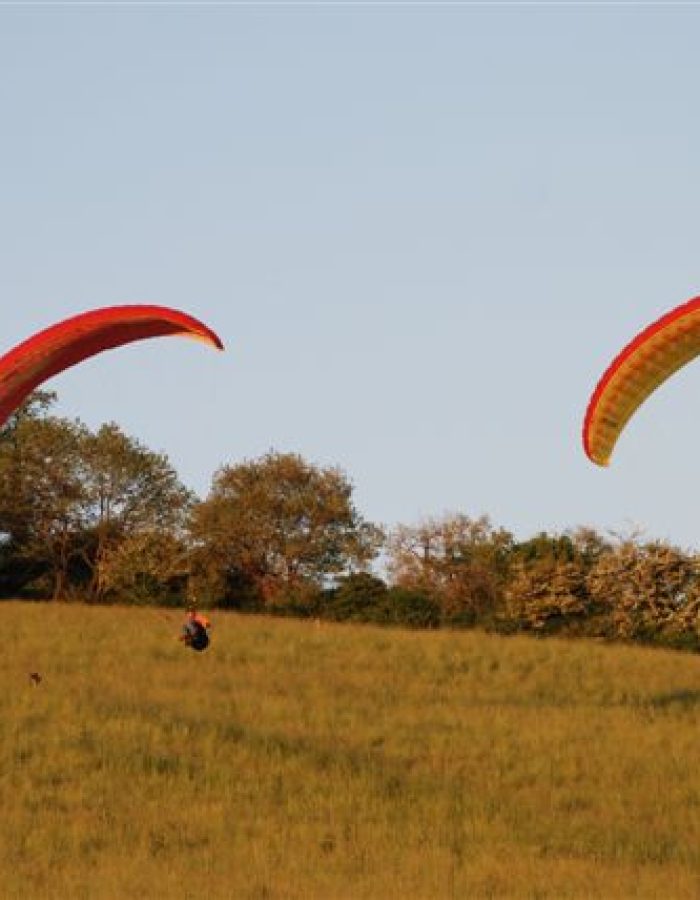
[584,296,700,466]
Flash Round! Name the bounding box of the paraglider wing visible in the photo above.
[583,296,700,466]
[0,305,224,428]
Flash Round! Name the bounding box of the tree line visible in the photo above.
[1,393,698,652]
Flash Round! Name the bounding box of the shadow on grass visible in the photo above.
[646,689,700,711]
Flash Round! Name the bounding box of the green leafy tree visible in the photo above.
[97,530,191,605]
[0,393,89,597]
[324,572,389,621]
[0,401,193,601]
[79,423,195,600]
[190,451,383,606]
[0,391,58,547]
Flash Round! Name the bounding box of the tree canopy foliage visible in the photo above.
[0,394,193,601]
[190,451,383,606]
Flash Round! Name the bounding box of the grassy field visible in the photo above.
[0,602,698,899]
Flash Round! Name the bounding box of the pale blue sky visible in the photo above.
[2,5,700,547]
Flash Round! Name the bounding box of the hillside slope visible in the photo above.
[1,602,698,898]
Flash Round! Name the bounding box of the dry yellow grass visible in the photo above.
[0,602,698,898]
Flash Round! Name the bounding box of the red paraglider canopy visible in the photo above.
[0,304,223,427]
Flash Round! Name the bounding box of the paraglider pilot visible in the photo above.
[180,608,211,652]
